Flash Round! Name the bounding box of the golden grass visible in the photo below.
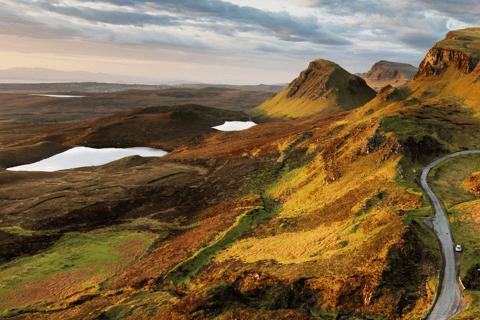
[0,231,156,313]
[409,66,480,114]
[254,90,338,119]
[217,206,404,265]
[454,200,480,224]
[215,117,423,313]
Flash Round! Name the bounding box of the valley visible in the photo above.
[2,27,480,320]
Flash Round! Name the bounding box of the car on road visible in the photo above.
[455,244,462,252]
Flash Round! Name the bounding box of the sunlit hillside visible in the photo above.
[3,28,480,319]
[252,59,377,119]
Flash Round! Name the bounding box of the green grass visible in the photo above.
[397,87,414,101]
[310,310,386,320]
[0,228,159,302]
[411,217,442,266]
[242,132,317,195]
[253,60,375,119]
[164,197,280,286]
[448,208,480,277]
[436,28,480,60]
[403,207,436,225]
[457,290,480,319]
[379,115,452,146]
[0,226,43,236]
[428,154,480,205]
[102,291,173,319]
[425,153,480,278]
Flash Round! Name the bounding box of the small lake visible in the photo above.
[30,94,86,98]
[7,147,168,172]
[212,121,257,131]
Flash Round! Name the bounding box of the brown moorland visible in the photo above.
[0,87,274,168]
[5,28,480,319]
[0,87,275,147]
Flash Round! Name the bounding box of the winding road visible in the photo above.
[421,150,480,320]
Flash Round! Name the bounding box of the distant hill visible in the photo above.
[174,83,288,92]
[253,59,376,118]
[21,104,253,154]
[6,28,480,320]
[362,60,417,91]
[0,67,181,85]
[0,81,286,95]
[0,68,288,92]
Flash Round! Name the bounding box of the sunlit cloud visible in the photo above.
[0,0,478,84]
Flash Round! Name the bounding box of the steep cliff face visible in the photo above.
[414,28,480,79]
[414,48,479,79]
[362,60,417,90]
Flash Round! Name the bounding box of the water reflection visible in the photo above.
[212,121,256,131]
[30,94,86,98]
[7,147,167,172]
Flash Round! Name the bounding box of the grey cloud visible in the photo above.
[65,0,352,46]
[2,0,461,76]
[0,8,82,39]
[290,0,479,25]
[418,0,480,24]
[396,32,440,50]
[35,2,179,27]
[290,0,453,52]
[254,43,289,54]
[0,7,210,53]
[288,0,397,15]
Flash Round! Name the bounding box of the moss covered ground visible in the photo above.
[436,28,480,60]
[6,28,480,319]
[0,227,160,317]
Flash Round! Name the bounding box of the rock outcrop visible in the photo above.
[377,84,399,101]
[362,60,417,90]
[414,29,480,79]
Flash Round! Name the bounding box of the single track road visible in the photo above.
[422,150,480,320]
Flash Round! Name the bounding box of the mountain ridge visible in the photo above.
[4,28,480,319]
[362,60,417,90]
[414,28,480,79]
[0,67,208,85]
[253,59,377,118]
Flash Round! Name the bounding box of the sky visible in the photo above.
[0,0,478,85]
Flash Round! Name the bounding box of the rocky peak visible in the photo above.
[362,60,417,91]
[414,28,480,79]
[255,59,377,118]
[286,59,375,101]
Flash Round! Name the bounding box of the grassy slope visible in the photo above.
[0,82,443,319]
[0,228,160,316]
[252,60,376,119]
[436,28,480,60]
[425,154,480,319]
[160,104,442,318]
[0,103,439,319]
[358,29,480,317]
[7,30,480,319]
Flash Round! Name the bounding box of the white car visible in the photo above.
[455,244,462,252]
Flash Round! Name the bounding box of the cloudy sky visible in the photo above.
[0,0,478,84]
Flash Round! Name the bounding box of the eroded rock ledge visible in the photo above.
[414,31,480,79]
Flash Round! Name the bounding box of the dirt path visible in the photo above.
[421,150,480,320]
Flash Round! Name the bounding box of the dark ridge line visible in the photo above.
[24,195,67,212]
[147,172,185,184]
